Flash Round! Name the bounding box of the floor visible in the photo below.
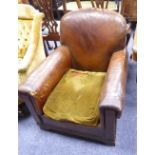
[18,34,137,155]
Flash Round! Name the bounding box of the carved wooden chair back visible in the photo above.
[29,0,62,56]
[28,0,120,56]
[62,0,109,13]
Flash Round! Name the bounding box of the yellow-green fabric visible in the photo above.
[18,4,45,105]
[18,4,45,85]
[43,69,106,126]
[18,19,33,59]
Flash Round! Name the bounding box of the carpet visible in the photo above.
[18,34,137,155]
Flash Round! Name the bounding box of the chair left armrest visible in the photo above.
[99,48,128,118]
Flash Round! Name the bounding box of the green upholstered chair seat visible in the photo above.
[43,69,106,126]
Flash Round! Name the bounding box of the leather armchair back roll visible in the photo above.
[60,9,128,72]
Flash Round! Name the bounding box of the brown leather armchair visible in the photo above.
[19,9,128,145]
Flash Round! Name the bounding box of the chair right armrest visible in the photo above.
[18,45,72,113]
[99,48,128,118]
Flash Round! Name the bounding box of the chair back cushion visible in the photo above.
[18,19,33,59]
[18,4,45,84]
[60,9,127,72]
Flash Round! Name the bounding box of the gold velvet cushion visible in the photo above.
[43,69,106,126]
[18,19,33,59]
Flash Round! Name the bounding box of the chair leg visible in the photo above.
[54,41,58,49]
[117,0,120,12]
[18,103,30,119]
[47,41,53,50]
[106,0,109,9]
[104,109,117,145]
[43,40,59,56]
[19,93,43,125]
[43,40,49,56]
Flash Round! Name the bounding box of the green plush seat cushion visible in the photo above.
[43,69,106,126]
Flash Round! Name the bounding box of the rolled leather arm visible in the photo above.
[18,46,72,112]
[99,48,128,118]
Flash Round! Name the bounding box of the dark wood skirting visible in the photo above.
[40,110,116,145]
[19,91,117,145]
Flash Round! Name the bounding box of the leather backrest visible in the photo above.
[60,9,128,72]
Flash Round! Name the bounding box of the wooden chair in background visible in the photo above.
[28,0,121,56]
[18,0,29,4]
[60,0,120,13]
[28,0,63,56]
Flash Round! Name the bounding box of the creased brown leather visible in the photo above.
[99,48,127,118]
[60,9,127,72]
[18,45,72,114]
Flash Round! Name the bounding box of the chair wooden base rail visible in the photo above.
[19,92,117,145]
[41,110,116,145]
